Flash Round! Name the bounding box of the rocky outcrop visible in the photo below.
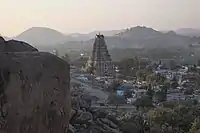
[69,108,121,133]
[0,37,38,52]
[0,38,70,133]
[70,87,121,133]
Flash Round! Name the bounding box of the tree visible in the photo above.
[117,100,200,133]
[134,96,153,109]
[154,91,166,103]
[134,56,139,69]
[196,74,200,90]
[197,60,200,67]
[189,117,200,133]
[146,73,166,86]
[119,114,146,133]
[118,58,137,76]
[170,77,179,89]
[84,57,95,74]
[146,84,154,100]
[136,70,145,81]
[108,80,122,92]
[147,105,200,133]
[107,93,126,104]
[184,88,194,95]
[124,89,133,99]
[157,73,168,85]
[162,100,195,109]
[86,63,95,75]
[169,60,176,70]
[146,73,156,85]
[189,65,197,73]
[154,82,169,103]
[136,69,152,81]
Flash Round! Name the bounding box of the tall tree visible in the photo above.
[169,60,176,70]
[146,84,154,100]
[119,58,136,76]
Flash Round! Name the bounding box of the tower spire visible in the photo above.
[91,34,113,77]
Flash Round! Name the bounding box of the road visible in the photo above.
[71,77,108,102]
[70,74,137,110]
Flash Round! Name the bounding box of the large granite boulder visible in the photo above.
[0,41,70,133]
[0,37,38,52]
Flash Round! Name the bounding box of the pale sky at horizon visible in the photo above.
[0,0,199,36]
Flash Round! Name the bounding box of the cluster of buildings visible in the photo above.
[71,33,200,106]
[113,62,200,104]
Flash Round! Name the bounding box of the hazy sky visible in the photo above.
[0,0,199,36]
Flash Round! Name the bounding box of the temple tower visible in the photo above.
[91,34,113,77]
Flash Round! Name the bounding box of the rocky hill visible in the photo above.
[176,28,200,37]
[68,30,123,41]
[69,86,122,133]
[0,37,70,133]
[0,37,38,52]
[13,26,200,56]
[15,27,73,46]
[82,26,199,50]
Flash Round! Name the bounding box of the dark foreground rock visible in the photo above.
[0,38,70,133]
[0,37,38,52]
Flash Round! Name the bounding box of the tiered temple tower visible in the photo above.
[91,34,113,77]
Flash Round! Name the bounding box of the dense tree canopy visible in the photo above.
[119,104,200,133]
[134,96,154,109]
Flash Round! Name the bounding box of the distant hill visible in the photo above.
[14,27,123,49]
[68,33,91,41]
[68,30,124,41]
[81,26,199,50]
[175,28,200,37]
[15,27,73,46]
[13,26,200,56]
[87,30,123,37]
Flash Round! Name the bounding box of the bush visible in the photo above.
[134,96,154,109]
[107,93,126,104]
